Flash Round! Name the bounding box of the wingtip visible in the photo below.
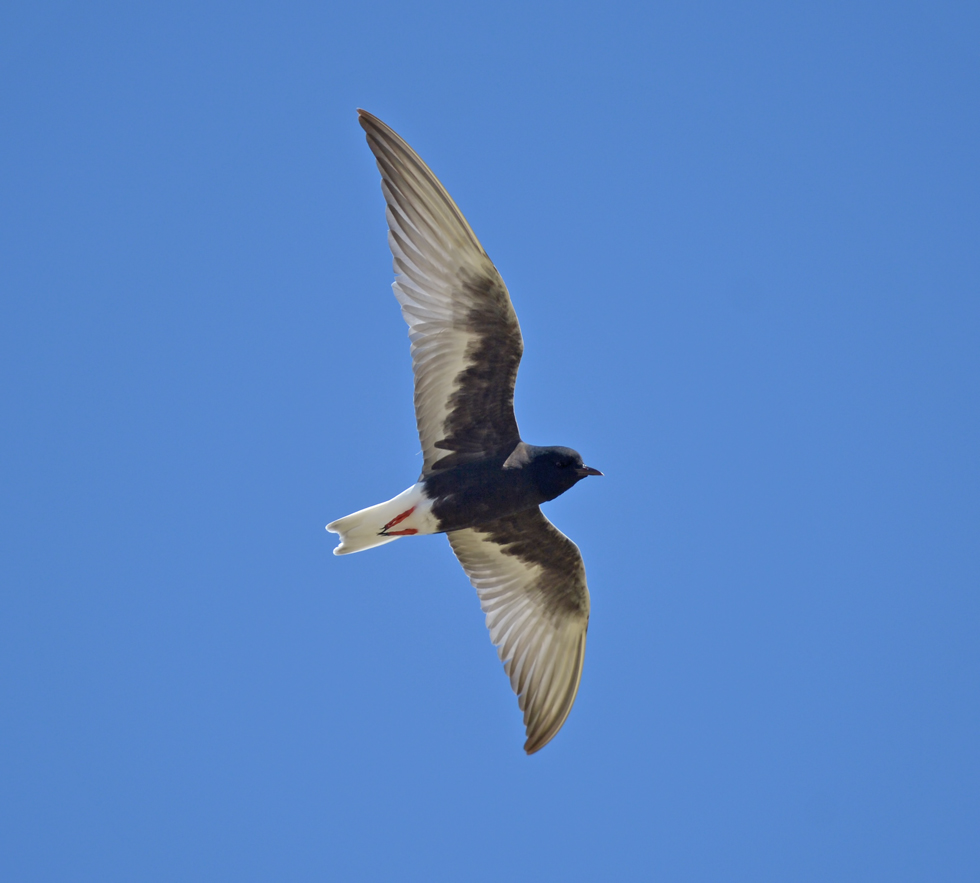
[523,732,557,755]
[357,108,383,132]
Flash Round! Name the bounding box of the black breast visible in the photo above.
[424,452,546,532]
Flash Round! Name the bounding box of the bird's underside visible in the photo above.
[327,110,594,754]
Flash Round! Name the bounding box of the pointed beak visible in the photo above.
[575,466,603,477]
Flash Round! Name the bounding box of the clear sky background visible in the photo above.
[2,2,978,880]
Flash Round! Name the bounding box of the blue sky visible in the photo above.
[2,1,978,880]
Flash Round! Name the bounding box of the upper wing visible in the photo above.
[447,508,590,754]
[358,110,524,475]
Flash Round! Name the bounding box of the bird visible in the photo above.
[327,110,602,754]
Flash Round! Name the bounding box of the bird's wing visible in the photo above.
[447,507,590,754]
[358,110,523,476]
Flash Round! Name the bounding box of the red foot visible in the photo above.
[383,506,415,530]
[381,506,416,536]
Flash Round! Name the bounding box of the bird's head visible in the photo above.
[527,445,603,502]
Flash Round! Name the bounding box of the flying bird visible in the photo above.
[328,110,602,754]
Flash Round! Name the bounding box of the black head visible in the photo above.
[527,445,603,503]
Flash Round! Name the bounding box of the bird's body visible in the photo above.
[328,111,601,754]
[428,443,601,531]
[330,442,600,552]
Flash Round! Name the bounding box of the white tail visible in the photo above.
[326,483,436,555]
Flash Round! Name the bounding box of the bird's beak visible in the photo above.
[575,466,603,477]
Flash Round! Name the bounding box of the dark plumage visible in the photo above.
[327,111,602,754]
[426,443,601,532]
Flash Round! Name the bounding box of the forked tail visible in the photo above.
[326,483,433,555]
